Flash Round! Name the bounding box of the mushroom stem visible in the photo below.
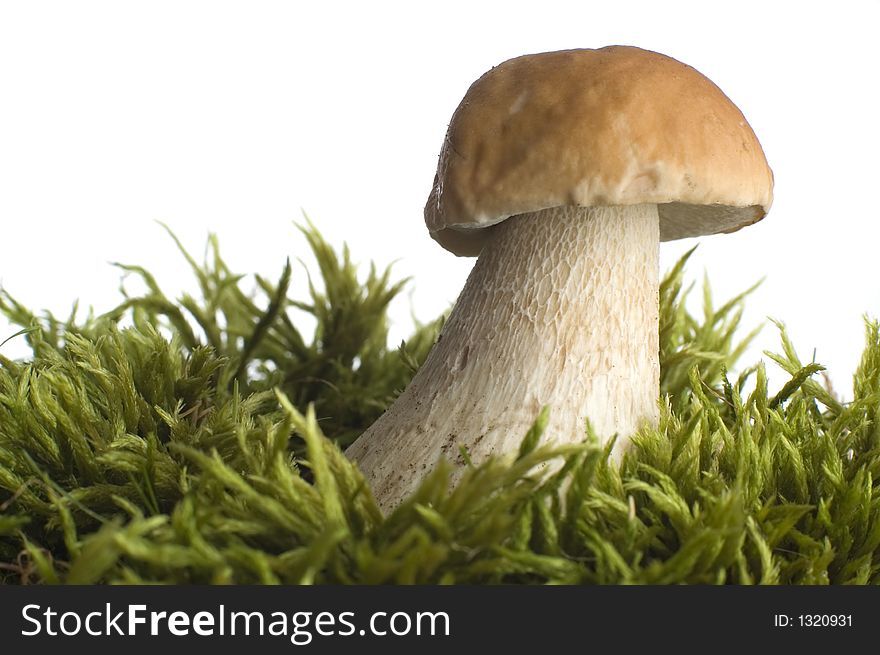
[346,203,660,511]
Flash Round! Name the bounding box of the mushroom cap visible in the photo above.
[425,46,774,256]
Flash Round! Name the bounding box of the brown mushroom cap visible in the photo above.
[425,46,774,256]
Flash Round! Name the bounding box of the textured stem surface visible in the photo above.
[346,204,660,510]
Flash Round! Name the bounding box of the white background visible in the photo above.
[1,1,878,398]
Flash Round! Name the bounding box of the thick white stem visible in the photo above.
[346,204,660,511]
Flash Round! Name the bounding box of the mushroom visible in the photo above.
[346,46,773,511]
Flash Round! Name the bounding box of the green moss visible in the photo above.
[0,223,877,584]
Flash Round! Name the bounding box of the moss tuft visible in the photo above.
[0,224,876,584]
